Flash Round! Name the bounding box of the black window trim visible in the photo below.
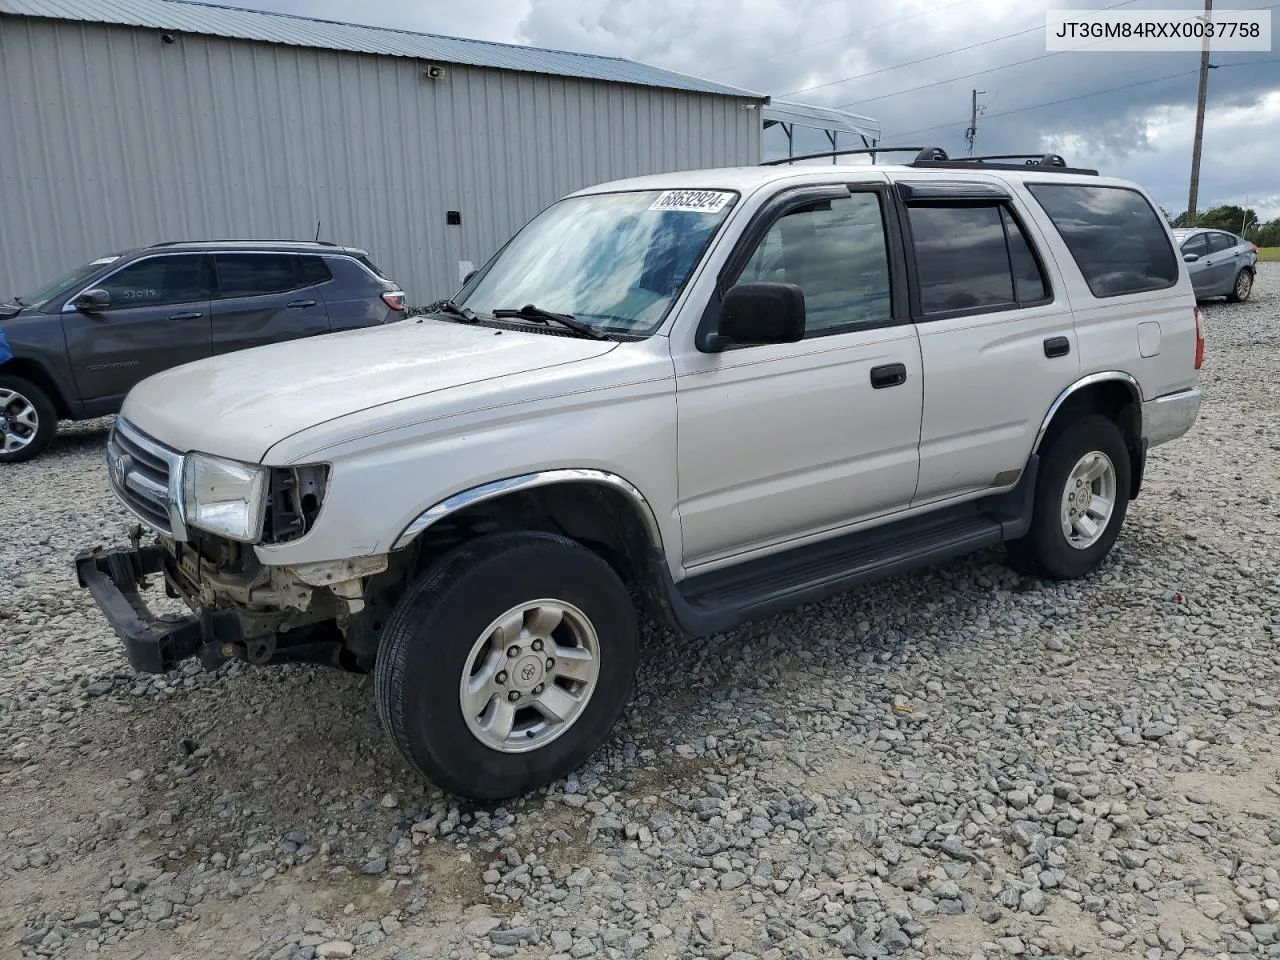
[61,250,363,312]
[1025,181,1179,299]
[896,193,1055,323]
[696,181,910,352]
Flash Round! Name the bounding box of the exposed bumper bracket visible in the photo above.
[75,545,203,674]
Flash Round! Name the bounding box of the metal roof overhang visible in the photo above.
[762,99,882,156]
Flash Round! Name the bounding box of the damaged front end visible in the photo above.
[76,524,397,674]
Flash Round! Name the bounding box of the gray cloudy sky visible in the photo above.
[215,0,1280,220]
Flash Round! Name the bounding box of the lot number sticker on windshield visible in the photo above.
[649,190,734,214]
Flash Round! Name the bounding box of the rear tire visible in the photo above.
[375,532,638,801]
[1227,268,1253,303]
[0,375,57,464]
[1006,415,1131,580]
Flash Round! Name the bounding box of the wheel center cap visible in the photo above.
[511,654,545,691]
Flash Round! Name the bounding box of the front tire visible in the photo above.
[1228,268,1253,303]
[375,532,638,801]
[0,376,57,464]
[1007,414,1131,580]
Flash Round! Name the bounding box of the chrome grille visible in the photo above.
[107,418,186,539]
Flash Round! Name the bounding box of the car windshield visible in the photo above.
[456,189,738,336]
[16,255,122,308]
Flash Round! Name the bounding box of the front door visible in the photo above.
[1180,232,1211,297]
[211,253,332,354]
[674,183,923,569]
[62,253,212,408]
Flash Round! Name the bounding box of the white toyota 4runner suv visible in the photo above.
[77,148,1204,800]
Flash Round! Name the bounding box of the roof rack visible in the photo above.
[761,146,1098,176]
[760,146,935,166]
[147,239,342,248]
[910,151,1099,176]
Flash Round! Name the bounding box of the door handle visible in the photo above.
[870,363,907,389]
[286,299,317,308]
[1043,336,1071,358]
[168,311,203,320]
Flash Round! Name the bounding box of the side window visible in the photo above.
[907,202,1049,315]
[1181,233,1208,257]
[97,256,206,307]
[214,254,302,298]
[1207,232,1236,254]
[1027,184,1178,297]
[298,256,333,286]
[738,192,892,335]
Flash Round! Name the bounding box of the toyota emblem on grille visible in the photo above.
[109,449,132,488]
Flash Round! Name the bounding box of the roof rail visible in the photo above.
[910,152,1099,176]
[760,146,941,166]
[147,239,342,248]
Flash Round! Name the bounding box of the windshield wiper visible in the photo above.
[491,304,608,340]
[430,300,478,323]
[9,295,23,306]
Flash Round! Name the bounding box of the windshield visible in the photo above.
[457,189,738,336]
[16,255,122,308]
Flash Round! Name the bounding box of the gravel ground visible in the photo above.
[3,266,1279,960]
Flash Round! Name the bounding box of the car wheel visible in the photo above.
[375,532,638,801]
[0,376,57,464]
[1228,268,1253,303]
[1006,414,1131,580]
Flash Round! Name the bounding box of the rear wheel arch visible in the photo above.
[1033,373,1143,498]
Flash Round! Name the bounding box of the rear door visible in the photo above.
[1204,232,1240,295]
[61,254,212,406]
[897,180,1079,506]
[211,253,332,354]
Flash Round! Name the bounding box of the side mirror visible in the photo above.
[74,288,111,312]
[702,281,805,352]
[1182,252,1200,263]
[462,270,478,285]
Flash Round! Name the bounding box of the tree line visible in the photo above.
[1161,205,1280,246]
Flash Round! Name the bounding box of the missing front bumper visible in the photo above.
[74,545,204,674]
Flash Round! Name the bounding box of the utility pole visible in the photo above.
[965,88,987,155]
[1186,0,1213,227]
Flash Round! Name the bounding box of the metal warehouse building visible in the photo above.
[0,0,879,303]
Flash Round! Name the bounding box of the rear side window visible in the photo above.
[907,202,1049,315]
[356,255,389,280]
[1027,184,1177,297]
[214,254,307,298]
[1207,232,1236,253]
[298,256,333,286]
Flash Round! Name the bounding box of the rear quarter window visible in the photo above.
[1027,184,1178,298]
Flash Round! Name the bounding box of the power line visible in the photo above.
[779,0,1144,98]
[884,59,1277,142]
[701,0,982,77]
[824,0,1280,108]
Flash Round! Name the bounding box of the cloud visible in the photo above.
[207,0,1280,219]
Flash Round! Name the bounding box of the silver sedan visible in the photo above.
[1172,228,1259,302]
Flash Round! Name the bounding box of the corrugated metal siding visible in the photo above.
[0,0,764,99]
[0,18,762,303]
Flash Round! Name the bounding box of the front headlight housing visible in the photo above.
[182,453,268,542]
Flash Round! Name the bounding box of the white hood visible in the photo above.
[121,318,618,463]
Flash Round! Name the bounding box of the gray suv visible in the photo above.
[0,240,406,462]
[1172,228,1258,302]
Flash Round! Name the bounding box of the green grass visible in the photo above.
[1258,247,1280,262]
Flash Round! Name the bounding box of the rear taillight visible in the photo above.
[1193,305,1205,370]
[381,291,406,311]
[1251,243,1259,254]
